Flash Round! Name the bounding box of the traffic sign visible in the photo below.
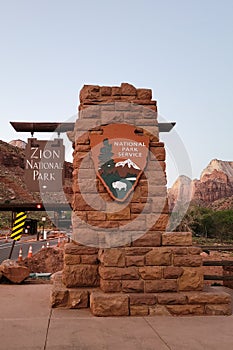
[11,212,27,241]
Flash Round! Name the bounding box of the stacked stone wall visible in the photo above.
[51,83,232,316]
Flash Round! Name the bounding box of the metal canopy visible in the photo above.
[158,122,176,132]
[10,121,176,133]
[10,122,74,134]
[0,203,71,212]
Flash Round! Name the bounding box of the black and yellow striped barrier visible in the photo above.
[11,212,27,241]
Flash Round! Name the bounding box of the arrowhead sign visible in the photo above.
[90,124,149,202]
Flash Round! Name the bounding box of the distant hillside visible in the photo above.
[0,140,73,205]
[168,159,233,211]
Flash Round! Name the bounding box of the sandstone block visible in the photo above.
[107,207,131,220]
[76,144,90,152]
[90,292,129,316]
[87,211,106,221]
[99,266,139,280]
[88,220,119,229]
[136,88,152,100]
[130,305,149,316]
[121,83,137,96]
[100,280,122,292]
[163,267,184,279]
[173,255,202,267]
[188,247,202,255]
[129,294,157,306]
[167,305,204,316]
[122,280,144,293]
[125,247,151,256]
[100,86,112,96]
[79,85,100,102]
[145,280,177,293]
[150,141,165,148]
[141,185,166,198]
[170,247,187,255]
[150,147,166,161]
[148,214,169,231]
[130,203,148,214]
[75,132,89,145]
[139,266,162,280]
[64,254,81,265]
[151,198,169,214]
[149,305,171,316]
[98,248,125,267]
[143,128,159,141]
[101,111,124,125]
[162,232,192,246]
[132,232,161,247]
[125,256,145,267]
[51,288,69,308]
[144,105,157,114]
[72,211,86,225]
[149,171,167,186]
[62,265,99,288]
[115,101,131,110]
[68,290,89,309]
[178,267,203,291]
[124,112,142,120]
[145,248,172,266]
[136,118,157,126]
[65,244,98,255]
[50,271,63,285]
[112,86,121,96]
[72,194,92,211]
[156,293,187,305]
[81,255,98,265]
[187,291,231,304]
[73,153,92,170]
[121,218,146,231]
[205,304,232,316]
[72,228,99,247]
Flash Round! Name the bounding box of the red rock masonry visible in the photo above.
[51,83,232,316]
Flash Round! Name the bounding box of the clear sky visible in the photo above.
[0,0,232,186]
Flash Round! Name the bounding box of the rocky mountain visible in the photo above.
[0,139,73,205]
[168,159,233,210]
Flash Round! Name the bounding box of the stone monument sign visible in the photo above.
[51,83,231,316]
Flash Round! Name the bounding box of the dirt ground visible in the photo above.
[20,246,64,273]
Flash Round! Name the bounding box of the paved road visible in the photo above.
[0,238,60,263]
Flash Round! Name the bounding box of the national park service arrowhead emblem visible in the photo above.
[90,124,149,202]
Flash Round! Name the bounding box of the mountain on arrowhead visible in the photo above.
[115,158,140,170]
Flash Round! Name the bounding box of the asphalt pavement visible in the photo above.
[0,284,233,350]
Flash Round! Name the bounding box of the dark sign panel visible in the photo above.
[25,138,65,192]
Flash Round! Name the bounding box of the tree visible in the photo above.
[177,205,233,242]
[212,210,233,242]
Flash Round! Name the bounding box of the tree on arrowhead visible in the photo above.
[98,138,115,173]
